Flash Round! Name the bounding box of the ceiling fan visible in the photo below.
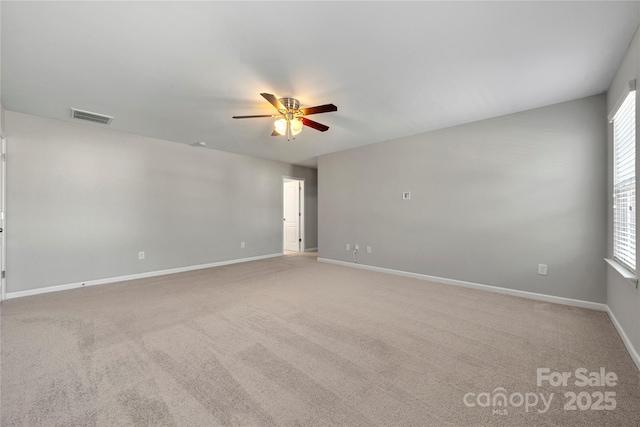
[233,93,337,140]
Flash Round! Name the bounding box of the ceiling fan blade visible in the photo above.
[271,130,280,136]
[261,93,284,110]
[232,114,275,119]
[302,117,329,132]
[300,104,337,115]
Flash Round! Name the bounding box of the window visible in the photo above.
[612,88,636,273]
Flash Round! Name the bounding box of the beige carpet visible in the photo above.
[1,253,639,426]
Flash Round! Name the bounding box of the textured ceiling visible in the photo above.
[2,1,638,167]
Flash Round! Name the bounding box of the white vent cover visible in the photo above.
[70,108,113,125]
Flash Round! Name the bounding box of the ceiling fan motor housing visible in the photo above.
[279,98,300,111]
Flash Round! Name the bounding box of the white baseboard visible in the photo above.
[305,247,318,252]
[606,306,640,371]
[317,258,608,312]
[5,253,283,300]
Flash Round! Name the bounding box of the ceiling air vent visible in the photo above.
[70,108,113,125]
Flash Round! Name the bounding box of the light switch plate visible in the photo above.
[538,264,548,275]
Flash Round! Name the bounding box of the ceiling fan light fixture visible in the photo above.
[274,118,288,135]
[290,118,303,136]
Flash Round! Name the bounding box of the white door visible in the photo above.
[283,181,300,251]
[1,138,5,300]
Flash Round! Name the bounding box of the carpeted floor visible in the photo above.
[1,253,639,426]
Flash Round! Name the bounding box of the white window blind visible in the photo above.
[613,89,636,273]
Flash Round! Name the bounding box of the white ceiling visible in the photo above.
[2,1,638,168]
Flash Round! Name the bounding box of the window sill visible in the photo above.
[604,258,638,288]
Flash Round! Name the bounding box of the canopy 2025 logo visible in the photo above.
[463,367,618,416]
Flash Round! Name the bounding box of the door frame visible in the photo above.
[282,176,305,252]
[1,137,6,301]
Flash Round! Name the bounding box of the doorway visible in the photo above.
[283,177,304,252]
[1,138,6,301]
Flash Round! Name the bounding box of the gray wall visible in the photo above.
[1,0,3,138]
[0,0,2,136]
[319,95,607,303]
[6,111,317,293]
[606,26,640,356]
[303,176,317,250]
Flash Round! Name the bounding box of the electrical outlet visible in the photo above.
[138,251,145,260]
[367,246,372,254]
[355,244,359,250]
[538,264,548,275]
[241,241,245,248]
[346,244,351,251]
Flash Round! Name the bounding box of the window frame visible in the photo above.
[610,81,637,274]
